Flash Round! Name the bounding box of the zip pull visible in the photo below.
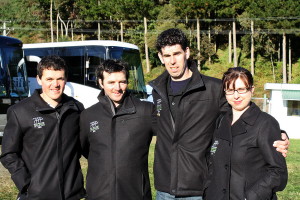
[55,111,60,120]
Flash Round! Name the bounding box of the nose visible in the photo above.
[53,80,59,87]
[233,90,240,98]
[114,83,121,90]
[170,56,176,64]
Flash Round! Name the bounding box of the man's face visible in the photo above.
[99,71,128,107]
[37,68,66,107]
[158,44,190,81]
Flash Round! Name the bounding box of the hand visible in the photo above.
[17,192,27,200]
[273,133,290,157]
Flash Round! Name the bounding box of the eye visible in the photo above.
[238,88,247,93]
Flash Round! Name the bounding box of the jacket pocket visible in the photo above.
[177,144,207,191]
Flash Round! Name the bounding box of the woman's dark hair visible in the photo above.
[222,67,253,90]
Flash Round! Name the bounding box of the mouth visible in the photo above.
[234,100,242,105]
[51,88,61,93]
[170,66,178,72]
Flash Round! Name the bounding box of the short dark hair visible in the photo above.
[156,28,189,53]
[95,59,129,88]
[37,55,68,79]
[222,67,254,90]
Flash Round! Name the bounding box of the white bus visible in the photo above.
[23,40,147,108]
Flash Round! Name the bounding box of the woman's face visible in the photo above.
[225,77,254,112]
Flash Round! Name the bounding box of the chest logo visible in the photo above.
[210,140,219,155]
[90,121,99,133]
[33,117,45,129]
[156,99,162,116]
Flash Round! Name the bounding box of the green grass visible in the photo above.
[1,139,299,199]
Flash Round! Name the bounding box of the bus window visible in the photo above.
[85,46,106,88]
[108,47,146,98]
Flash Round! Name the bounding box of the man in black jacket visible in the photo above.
[80,60,156,200]
[149,28,290,200]
[0,55,85,200]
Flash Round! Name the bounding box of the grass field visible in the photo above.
[1,139,299,200]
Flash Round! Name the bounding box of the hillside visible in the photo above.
[143,48,300,99]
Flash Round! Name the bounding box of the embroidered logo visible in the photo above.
[90,121,99,133]
[156,99,162,116]
[33,117,45,129]
[210,140,219,155]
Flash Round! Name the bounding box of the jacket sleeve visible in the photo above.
[246,117,288,200]
[218,82,229,113]
[79,111,90,159]
[150,102,158,136]
[0,107,31,192]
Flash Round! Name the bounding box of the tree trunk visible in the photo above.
[208,24,211,64]
[50,0,54,42]
[71,21,74,41]
[282,32,287,83]
[120,21,123,42]
[228,30,232,63]
[288,37,292,82]
[233,21,237,67]
[197,17,201,71]
[98,22,101,40]
[278,39,281,61]
[251,20,255,75]
[98,0,101,40]
[144,17,150,73]
[56,14,59,42]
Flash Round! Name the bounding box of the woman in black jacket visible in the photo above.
[205,67,288,200]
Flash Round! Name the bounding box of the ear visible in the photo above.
[251,86,255,93]
[185,47,190,59]
[98,79,104,88]
[158,52,164,64]
[37,75,42,86]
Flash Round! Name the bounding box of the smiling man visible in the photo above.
[79,59,156,200]
[0,55,86,200]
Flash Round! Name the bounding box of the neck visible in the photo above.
[231,106,250,125]
[171,68,193,81]
[40,93,60,107]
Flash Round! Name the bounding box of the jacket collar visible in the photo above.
[238,102,261,126]
[97,90,136,116]
[149,61,205,100]
[32,89,80,113]
[217,102,261,140]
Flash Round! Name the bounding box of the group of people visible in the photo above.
[1,28,288,200]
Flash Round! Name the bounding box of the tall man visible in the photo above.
[80,60,156,200]
[0,55,86,200]
[149,28,289,200]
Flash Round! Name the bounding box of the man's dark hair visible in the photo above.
[37,55,68,79]
[222,67,254,91]
[95,59,129,88]
[156,28,189,53]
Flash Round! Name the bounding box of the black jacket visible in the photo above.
[80,91,156,200]
[205,103,288,200]
[0,89,85,200]
[149,61,228,196]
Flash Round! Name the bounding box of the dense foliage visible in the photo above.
[1,0,300,85]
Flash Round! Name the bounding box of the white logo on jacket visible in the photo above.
[33,117,45,128]
[156,99,162,116]
[90,121,99,133]
[210,140,219,155]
